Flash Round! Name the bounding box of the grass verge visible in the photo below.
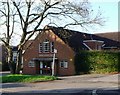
[0,74,57,83]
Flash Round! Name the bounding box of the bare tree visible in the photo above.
[0,0,104,74]
[0,0,16,73]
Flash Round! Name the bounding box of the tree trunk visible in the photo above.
[15,49,22,74]
[7,48,15,74]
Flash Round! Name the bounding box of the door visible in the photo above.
[40,61,43,74]
[39,61,52,75]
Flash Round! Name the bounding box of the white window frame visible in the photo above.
[40,61,43,74]
[13,56,17,63]
[50,42,54,53]
[13,52,17,63]
[28,60,35,67]
[39,39,54,53]
[43,40,50,53]
[60,61,68,68]
[98,45,102,50]
[39,43,43,53]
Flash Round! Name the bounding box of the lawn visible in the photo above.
[0,74,57,83]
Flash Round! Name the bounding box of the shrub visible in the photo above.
[2,61,10,71]
[74,51,90,74]
[74,51,120,74]
[0,62,2,71]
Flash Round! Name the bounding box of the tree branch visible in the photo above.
[10,15,15,37]
[0,10,7,17]
[12,1,24,30]
[6,1,10,44]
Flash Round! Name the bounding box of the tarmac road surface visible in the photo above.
[0,73,120,95]
[1,89,120,95]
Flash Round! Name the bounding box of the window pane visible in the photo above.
[28,61,35,67]
[44,43,49,52]
[40,62,43,68]
[13,56,17,63]
[39,43,43,52]
[60,62,64,68]
[51,42,54,52]
[64,61,68,68]
[43,40,50,52]
[40,40,54,53]
[60,61,68,68]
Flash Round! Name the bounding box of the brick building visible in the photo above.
[95,32,120,42]
[23,26,120,76]
[0,43,18,71]
[0,44,8,71]
[0,44,8,63]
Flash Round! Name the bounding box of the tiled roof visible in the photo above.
[95,32,120,42]
[47,26,120,51]
[23,40,34,50]
[25,26,120,52]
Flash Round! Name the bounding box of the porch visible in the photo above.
[33,58,58,75]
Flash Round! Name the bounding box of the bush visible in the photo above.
[0,62,2,71]
[2,61,10,71]
[74,51,120,74]
[74,52,90,74]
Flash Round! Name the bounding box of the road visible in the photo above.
[0,73,120,95]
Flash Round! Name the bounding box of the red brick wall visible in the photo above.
[84,41,103,50]
[23,30,75,76]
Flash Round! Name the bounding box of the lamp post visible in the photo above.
[52,49,57,76]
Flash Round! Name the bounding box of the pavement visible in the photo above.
[88,74,119,83]
[0,72,120,94]
[0,71,10,76]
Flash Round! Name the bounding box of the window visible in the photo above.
[97,45,101,50]
[43,39,50,52]
[98,46,101,50]
[39,43,43,53]
[50,42,54,52]
[13,52,17,63]
[28,60,35,67]
[39,39,54,53]
[13,56,17,63]
[60,61,68,68]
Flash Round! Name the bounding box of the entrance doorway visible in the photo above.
[39,61,52,75]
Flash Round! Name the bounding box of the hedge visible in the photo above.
[1,61,10,71]
[74,51,120,74]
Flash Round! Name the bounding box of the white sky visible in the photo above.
[90,1,119,33]
[37,0,119,34]
[0,0,119,45]
[0,0,119,33]
[68,0,119,34]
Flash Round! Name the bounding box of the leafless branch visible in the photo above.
[10,15,15,37]
[6,1,10,43]
[12,1,25,30]
[0,10,7,17]
[0,0,105,74]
